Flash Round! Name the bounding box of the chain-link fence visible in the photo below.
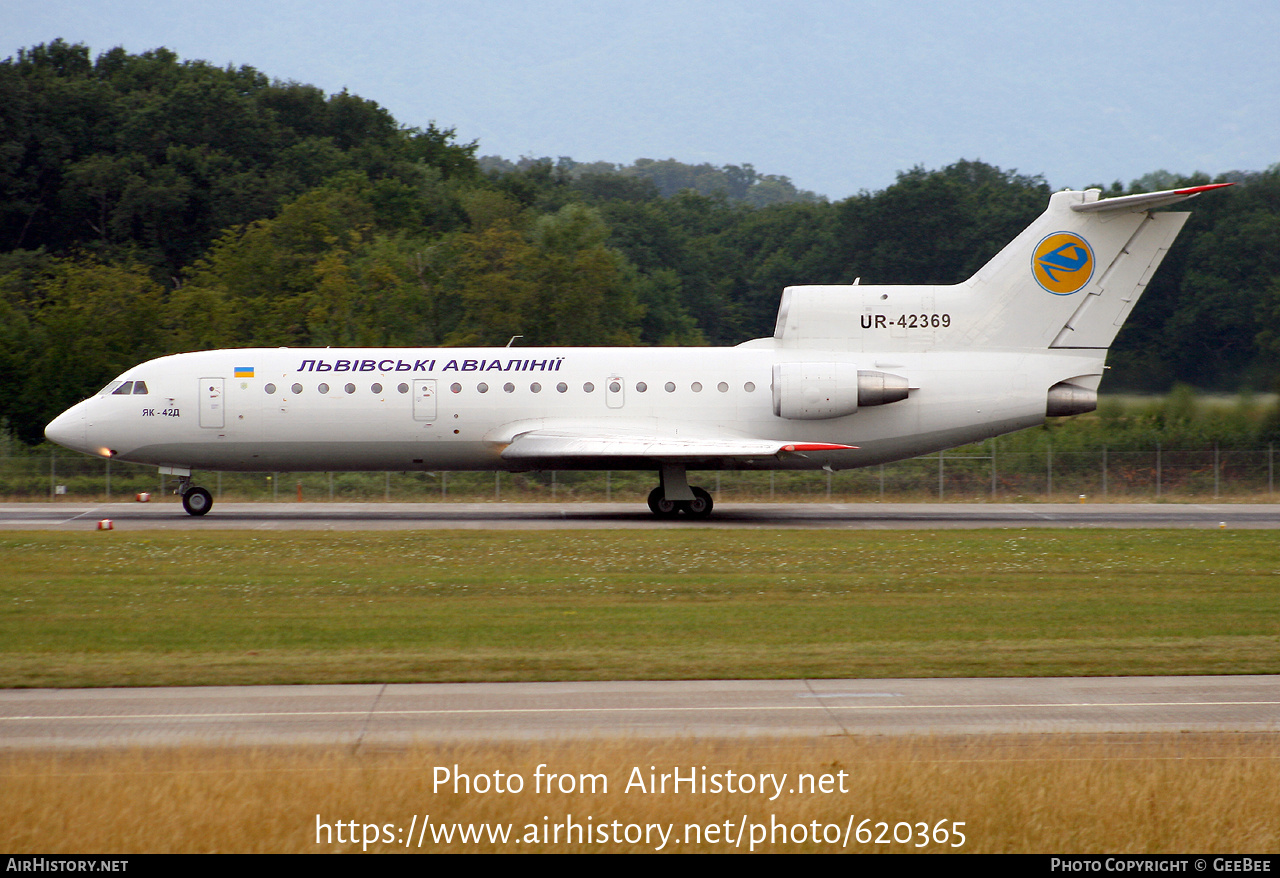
[5,442,1276,503]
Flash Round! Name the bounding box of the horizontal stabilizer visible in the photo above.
[1070,183,1233,214]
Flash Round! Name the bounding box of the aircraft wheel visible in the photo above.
[647,486,680,517]
[182,486,213,517]
[681,487,714,519]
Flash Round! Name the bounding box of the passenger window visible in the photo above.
[717,382,728,392]
[556,382,568,393]
[504,383,515,393]
[371,383,383,394]
[291,383,303,394]
[530,382,542,393]
[636,382,648,392]
[265,384,277,394]
[744,382,756,392]
[398,383,409,394]
[112,382,134,395]
[318,383,330,394]
[691,382,703,392]
[664,382,675,392]
[583,382,595,393]
[345,383,356,394]
[477,383,489,393]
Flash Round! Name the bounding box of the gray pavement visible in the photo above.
[3,501,1280,530]
[2,676,1277,748]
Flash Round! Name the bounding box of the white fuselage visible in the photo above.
[45,341,1099,475]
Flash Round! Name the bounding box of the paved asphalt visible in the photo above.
[2,676,1277,748]
[3,501,1280,530]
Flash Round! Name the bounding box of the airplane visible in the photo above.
[44,182,1232,518]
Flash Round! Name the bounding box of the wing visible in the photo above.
[500,428,853,462]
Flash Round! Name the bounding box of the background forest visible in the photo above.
[3,41,1279,446]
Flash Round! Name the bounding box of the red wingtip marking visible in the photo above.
[1175,182,1235,195]
[783,443,857,452]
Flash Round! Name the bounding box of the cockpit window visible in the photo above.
[108,380,148,395]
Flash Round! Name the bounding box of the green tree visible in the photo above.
[829,160,1048,285]
[439,222,540,346]
[527,204,641,346]
[0,42,479,272]
[9,257,165,441]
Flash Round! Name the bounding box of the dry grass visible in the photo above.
[3,734,1277,853]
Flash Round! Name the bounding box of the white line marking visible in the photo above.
[797,693,903,698]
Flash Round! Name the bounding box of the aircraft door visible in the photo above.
[413,379,438,421]
[606,375,624,409]
[199,378,225,428]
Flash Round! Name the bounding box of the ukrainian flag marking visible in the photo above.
[234,367,255,378]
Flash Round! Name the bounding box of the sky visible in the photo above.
[4,0,1278,200]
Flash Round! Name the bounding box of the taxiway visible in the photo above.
[2,676,1277,748]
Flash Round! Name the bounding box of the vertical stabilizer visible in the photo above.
[960,184,1229,351]
[766,183,1228,354]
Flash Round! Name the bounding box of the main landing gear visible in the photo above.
[647,464,714,519]
[176,475,213,516]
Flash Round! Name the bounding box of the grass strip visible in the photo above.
[1,529,1277,687]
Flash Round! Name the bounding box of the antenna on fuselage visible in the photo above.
[506,336,523,347]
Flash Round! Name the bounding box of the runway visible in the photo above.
[2,676,1277,748]
[4,501,1280,530]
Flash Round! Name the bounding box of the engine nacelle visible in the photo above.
[772,363,909,420]
[1046,380,1097,417]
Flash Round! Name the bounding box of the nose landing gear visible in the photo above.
[175,475,214,516]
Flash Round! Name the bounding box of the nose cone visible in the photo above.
[45,407,87,452]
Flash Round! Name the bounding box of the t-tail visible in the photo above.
[771,183,1232,355]
[961,183,1233,351]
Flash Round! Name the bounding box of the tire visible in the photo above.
[182,486,213,516]
[647,486,680,517]
[682,486,714,519]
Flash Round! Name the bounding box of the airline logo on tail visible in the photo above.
[1032,232,1094,295]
